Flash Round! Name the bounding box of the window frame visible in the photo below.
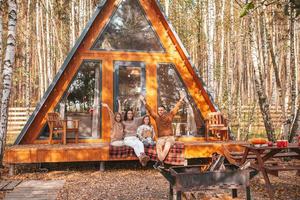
[113,60,146,115]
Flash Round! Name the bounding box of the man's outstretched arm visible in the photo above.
[170,93,185,116]
[140,95,158,118]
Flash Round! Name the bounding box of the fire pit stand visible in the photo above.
[158,165,252,200]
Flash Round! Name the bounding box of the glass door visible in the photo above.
[114,61,146,116]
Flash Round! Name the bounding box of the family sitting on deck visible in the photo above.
[102,93,186,168]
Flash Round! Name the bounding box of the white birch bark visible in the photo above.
[164,0,169,17]
[0,0,17,158]
[288,3,297,141]
[40,5,47,92]
[207,0,215,97]
[36,1,44,99]
[45,0,52,85]
[218,0,226,102]
[49,0,63,68]
[79,0,84,32]
[227,0,234,120]
[0,0,3,86]
[25,0,31,115]
[70,0,76,48]
[249,13,275,141]
[264,12,286,136]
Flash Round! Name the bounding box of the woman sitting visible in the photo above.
[123,109,150,166]
[102,103,124,146]
[137,115,156,146]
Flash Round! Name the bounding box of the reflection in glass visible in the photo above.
[93,0,164,52]
[115,62,145,116]
[157,64,204,136]
[39,61,102,139]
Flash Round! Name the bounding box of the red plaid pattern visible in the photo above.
[109,142,185,165]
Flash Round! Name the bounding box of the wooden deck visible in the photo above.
[4,139,247,165]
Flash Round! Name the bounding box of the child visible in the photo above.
[102,103,124,146]
[137,115,156,146]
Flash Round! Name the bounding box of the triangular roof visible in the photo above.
[15,0,218,145]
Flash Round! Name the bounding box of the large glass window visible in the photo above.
[114,61,146,116]
[39,61,102,139]
[92,0,165,52]
[157,63,204,136]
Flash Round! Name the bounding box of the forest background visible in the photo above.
[0,0,299,147]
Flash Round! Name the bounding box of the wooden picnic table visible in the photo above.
[240,143,300,199]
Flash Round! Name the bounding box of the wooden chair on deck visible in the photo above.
[46,112,79,144]
[205,112,228,141]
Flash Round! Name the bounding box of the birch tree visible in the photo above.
[0,0,17,159]
[218,0,226,102]
[70,0,76,48]
[207,0,215,98]
[249,9,275,141]
[0,0,3,98]
[25,0,31,115]
[288,1,298,141]
[36,1,44,99]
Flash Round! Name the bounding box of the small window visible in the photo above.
[157,63,204,136]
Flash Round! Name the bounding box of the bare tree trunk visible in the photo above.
[207,0,215,97]
[227,0,234,122]
[288,3,297,142]
[36,1,44,99]
[0,0,3,101]
[218,0,226,102]
[249,13,275,141]
[164,0,169,17]
[25,0,31,115]
[70,0,75,48]
[45,0,53,85]
[0,0,17,160]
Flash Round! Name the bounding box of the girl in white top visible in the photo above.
[137,115,156,146]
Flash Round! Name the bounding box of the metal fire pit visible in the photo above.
[158,165,251,200]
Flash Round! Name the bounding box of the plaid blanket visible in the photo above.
[109,142,185,165]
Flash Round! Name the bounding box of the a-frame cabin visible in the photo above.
[4,0,245,166]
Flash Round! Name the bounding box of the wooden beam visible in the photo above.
[101,59,114,141]
[80,51,174,63]
[146,63,158,136]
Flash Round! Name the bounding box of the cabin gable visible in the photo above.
[16,0,217,145]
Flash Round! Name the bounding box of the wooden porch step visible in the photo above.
[0,180,22,191]
[4,180,65,200]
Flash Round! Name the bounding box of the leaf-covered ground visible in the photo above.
[1,161,300,200]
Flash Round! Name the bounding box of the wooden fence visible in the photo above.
[6,107,34,145]
[230,105,290,138]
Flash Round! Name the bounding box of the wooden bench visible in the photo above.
[230,151,300,160]
[221,145,300,166]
